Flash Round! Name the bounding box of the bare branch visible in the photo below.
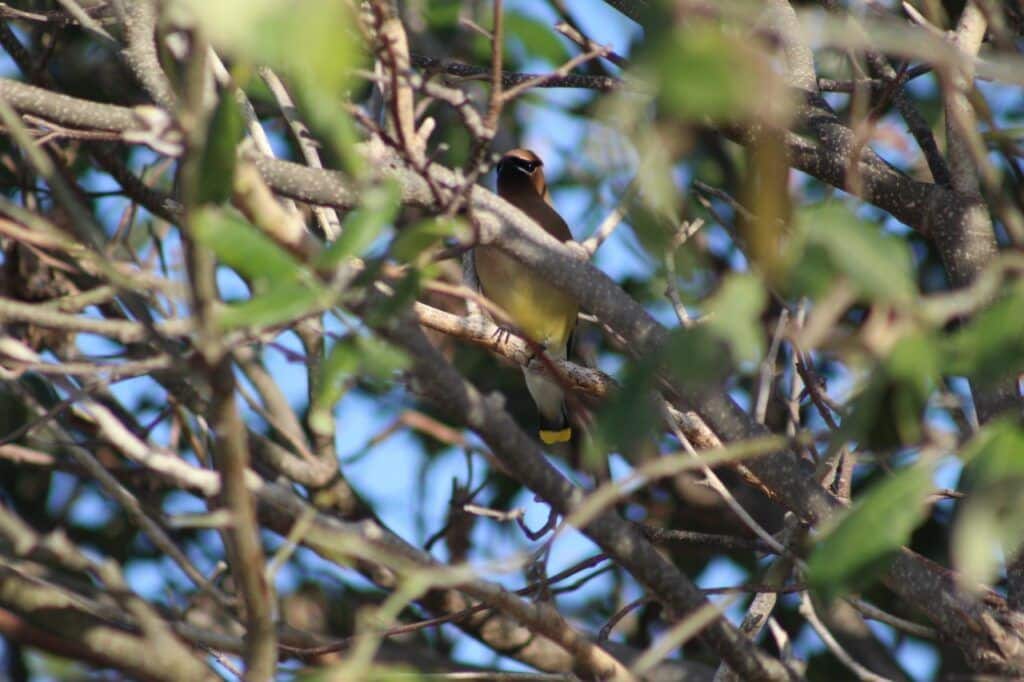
[411,54,625,93]
[113,0,178,110]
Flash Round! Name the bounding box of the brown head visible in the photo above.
[496,148,548,199]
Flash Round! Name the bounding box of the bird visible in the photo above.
[474,148,579,445]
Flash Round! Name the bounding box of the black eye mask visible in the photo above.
[500,158,540,175]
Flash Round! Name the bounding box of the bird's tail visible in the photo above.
[523,367,571,445]
[538,407,572,445]
[525,367,609,479]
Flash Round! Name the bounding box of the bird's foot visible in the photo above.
[491,325,514,347]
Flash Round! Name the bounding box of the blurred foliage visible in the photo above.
[184,0,365,169]
[954,420,1024,585]
[639,22,791,125]
[842,333,941,451]
[705,273,767,365]
[312,334,410,434]
[182,0,363,94]
[317,181,402,269]
[943,281,1024,386]
[192,207,325,329]
[789,203,916,304]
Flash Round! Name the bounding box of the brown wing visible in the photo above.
[521,194,573,243]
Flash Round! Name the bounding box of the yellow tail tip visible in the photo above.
[539,428,572,445]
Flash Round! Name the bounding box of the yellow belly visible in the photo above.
[475,246,577,350]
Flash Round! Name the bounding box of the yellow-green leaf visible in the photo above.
[217,282,323,330]
[191,207,303,285]
[706,273,767,365]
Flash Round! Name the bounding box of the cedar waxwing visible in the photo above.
[474,149,578,445]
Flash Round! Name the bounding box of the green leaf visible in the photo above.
[216,282,323,330]
[363,270,421,328]
[841,333,939,450]
[423,0,460,28]
[196,92,244,205]
[794,203,916,304]
[664,326,730,388]
[590,356,660,461]
[808,460,935,601]
[645,24,789,123]
[960,417,1024,483]
[309,95,364,176]
[953,481,1024,587]
[186,0,362,93]
[631,129,680,228]
[191,207,303,285]
[504,11,571,65]
[391,217,463,262]
[943,281,1024,387]
[310,334,410,434]
[317,182,401,267]
[310,336,362,435]
[953,419,1024,585]
[355,335,410,382]
[186,0,365,171]
[705,273,767,365]
[889,332,941,382]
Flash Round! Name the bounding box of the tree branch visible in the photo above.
[411,54,625,93]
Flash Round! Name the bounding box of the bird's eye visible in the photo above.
[520,161,538,172]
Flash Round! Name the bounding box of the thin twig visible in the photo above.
[661,399,792,559]
[799,593,892,682]
[846,597,937,640]
[599,596,651,642]
[500,46,611,103]
[582,181,637,255]
[663,219,705,328]
[554,21,628,68]
[411,54,625,93]
[754,310,789,424]
[258,66,342,239]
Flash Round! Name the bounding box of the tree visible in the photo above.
[1,0,1023,679]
